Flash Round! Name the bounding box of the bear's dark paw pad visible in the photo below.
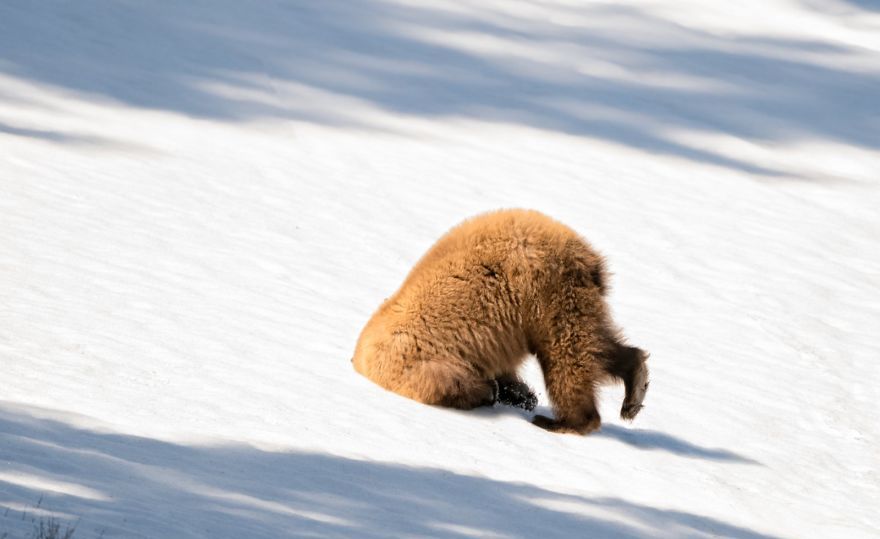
[496,380,538,411]
[520,392,538,412]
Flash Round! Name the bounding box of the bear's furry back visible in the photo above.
[352,209,611,403]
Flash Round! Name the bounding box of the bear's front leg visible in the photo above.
[534,354,603,434]
[532,411,601,435]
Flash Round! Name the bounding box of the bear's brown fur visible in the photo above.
[352,209,649,434]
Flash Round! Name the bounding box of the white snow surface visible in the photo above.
[1,0,878,538]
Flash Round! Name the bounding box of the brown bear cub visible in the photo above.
[352,209,649,434]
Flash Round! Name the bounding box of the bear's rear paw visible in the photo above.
[620,377,649,421]
[620,403,643,420]
[496,379,537,411]
[532,414,600,435]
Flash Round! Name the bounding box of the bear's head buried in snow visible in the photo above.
[353,209,649,434]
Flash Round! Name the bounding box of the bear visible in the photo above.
[352,209,649,434]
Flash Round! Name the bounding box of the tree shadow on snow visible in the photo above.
[0,404,779,539]
[0,121,155,152]
[806,0,880,13]
[0,1,877,176]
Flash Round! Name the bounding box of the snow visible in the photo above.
[1,0,878,537]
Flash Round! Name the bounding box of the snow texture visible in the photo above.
[1,0,878,538]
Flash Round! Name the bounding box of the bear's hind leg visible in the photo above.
[437,376,498,410]
[399,360,496,410]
